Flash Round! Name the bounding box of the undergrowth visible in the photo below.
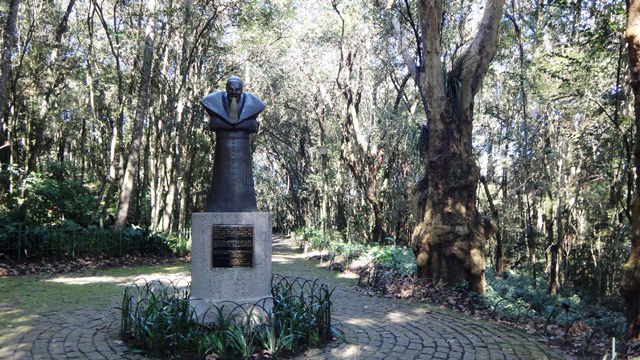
[484,268,626,338]
[293,226,627,356]
[292,227,415,275]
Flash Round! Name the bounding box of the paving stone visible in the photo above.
[399,353,418,360]
[0,237,566,360]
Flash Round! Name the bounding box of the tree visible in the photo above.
[114,1,156,228]
[621,0,640,340]
[0,0,20,194]
[397,0,505,293]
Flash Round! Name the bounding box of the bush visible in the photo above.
[120,275,334,359]
[294,227,330,251]
[365,245,416,276]
[0,222,190,262]
[483,269,626,335]
[293,226,416,276]
[16,162,97,227]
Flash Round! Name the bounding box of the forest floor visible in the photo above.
[0,237,564,359]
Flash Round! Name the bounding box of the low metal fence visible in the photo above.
[0,225,191,262]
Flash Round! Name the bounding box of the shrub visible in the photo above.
[294,226,416,276]
[120,275,334,359]
[365,245,416,276]
[16,162,97,227]
[483,269,626,336]
[0,223,190,262]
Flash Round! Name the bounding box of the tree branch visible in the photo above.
[392,15,418,79]
[456,0,506,95]
[416,0,446,122]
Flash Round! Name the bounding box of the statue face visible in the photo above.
[226,78,243,99]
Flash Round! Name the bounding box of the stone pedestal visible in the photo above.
[190,212,272,321]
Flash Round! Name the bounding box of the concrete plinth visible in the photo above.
[190,212,272,322]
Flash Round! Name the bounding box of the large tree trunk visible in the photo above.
[114,29,154,227]
[412,100,494,293]
[400,0,505,293]
[621,0,640,340]
[0,0,20,194]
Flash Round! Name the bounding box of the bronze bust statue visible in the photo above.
[201,76,265,212]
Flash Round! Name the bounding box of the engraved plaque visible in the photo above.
[211,225,253,268]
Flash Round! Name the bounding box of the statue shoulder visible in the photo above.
[201,91,227,120]
[239,92,265,121]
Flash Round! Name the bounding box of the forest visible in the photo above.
[1,0,639,355]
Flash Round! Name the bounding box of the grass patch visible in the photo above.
[0,260,189,327]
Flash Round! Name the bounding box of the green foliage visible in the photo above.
[0,223,189,261]
[294,227,416,276]
[151,231,191,257]
[365,245,416,276]
[271,275,334,349]
[120,283,195,357]
[120,275,334,359]
[255,313,296,355]
[15,162,97,227]
[483,269,626,335]
[294,227,331,251]
[328,241,364,261]
[226,323,258,359]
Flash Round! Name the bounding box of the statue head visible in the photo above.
[225,76,243,100]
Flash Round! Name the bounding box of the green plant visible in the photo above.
[226,323,257,359]
[119,280,195,356]
[366,245,416,275]
[16,162,97,227]
[0,223,190,262]
[119,275,334,359]
[294,227,331,252]
[482,268,626,337]
[256,314,295,356]
[163,232,191,257]
[198,331,226,358]
[295,226,417,276]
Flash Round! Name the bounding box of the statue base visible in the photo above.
[190,212,272,322]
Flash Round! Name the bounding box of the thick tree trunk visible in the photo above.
[405,0,505,293]
[115,29,154,228]
[621,0,640,340]
[412,108,494,292]
[0,0,20,194]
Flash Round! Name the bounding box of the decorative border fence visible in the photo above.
[119,274,334,358]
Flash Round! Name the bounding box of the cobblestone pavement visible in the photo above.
[0,237,564,359]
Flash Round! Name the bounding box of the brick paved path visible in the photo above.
[0,238,564,359]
